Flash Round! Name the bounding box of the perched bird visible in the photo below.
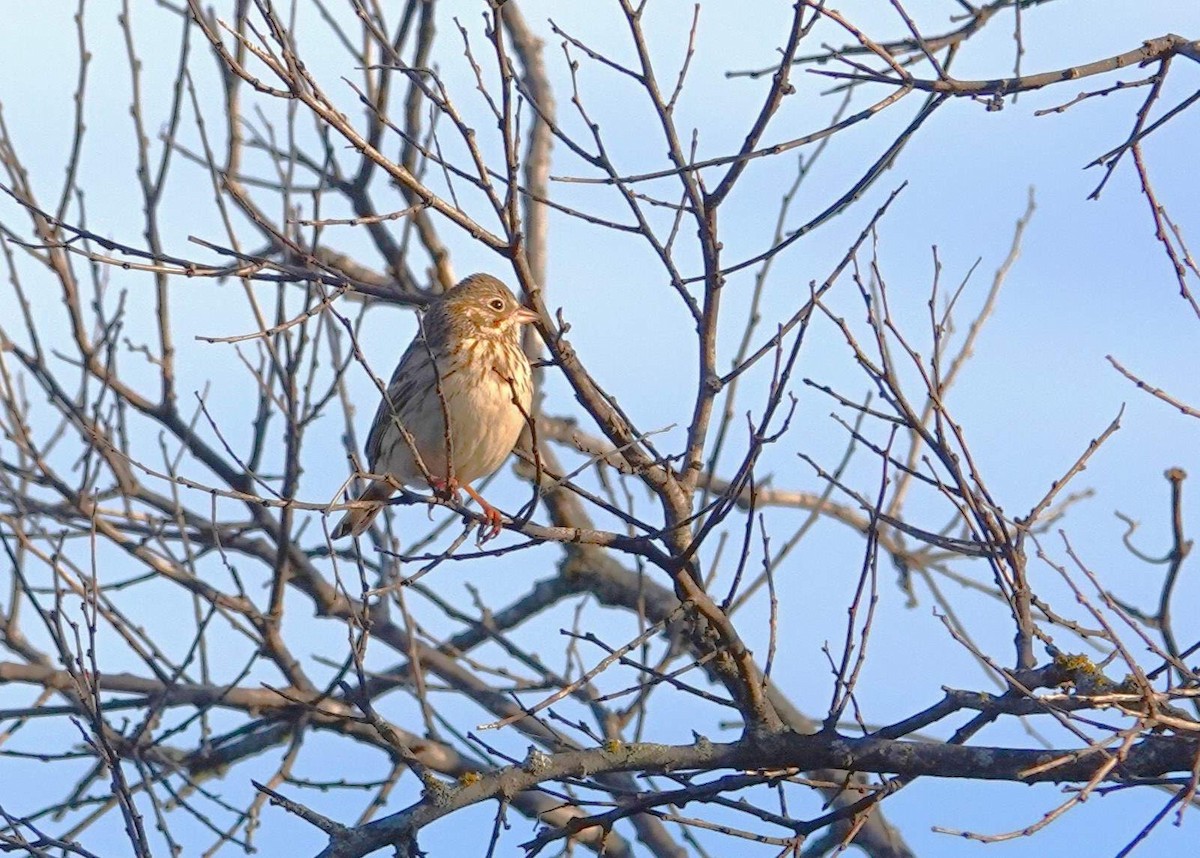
[332,273,538,540]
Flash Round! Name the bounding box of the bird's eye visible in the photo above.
[489,298,505,311]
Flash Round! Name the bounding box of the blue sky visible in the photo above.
[2,2,1200,856]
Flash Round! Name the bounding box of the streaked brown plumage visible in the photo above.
[332,273,537,539]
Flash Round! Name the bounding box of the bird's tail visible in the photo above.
[331,479,394,539]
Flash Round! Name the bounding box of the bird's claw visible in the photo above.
[429,476,463,504]
[460,482,505,542]
[477,506,504,543]
[432,477,505,542]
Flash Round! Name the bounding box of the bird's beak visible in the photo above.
[512,306,540,325]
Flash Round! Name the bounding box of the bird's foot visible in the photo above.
[462,483,504,542]
[429,476,463,504]
[430,478,503,541]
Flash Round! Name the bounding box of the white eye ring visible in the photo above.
[489,298,505,311]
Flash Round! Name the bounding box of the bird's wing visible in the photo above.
[364,335,438,470]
